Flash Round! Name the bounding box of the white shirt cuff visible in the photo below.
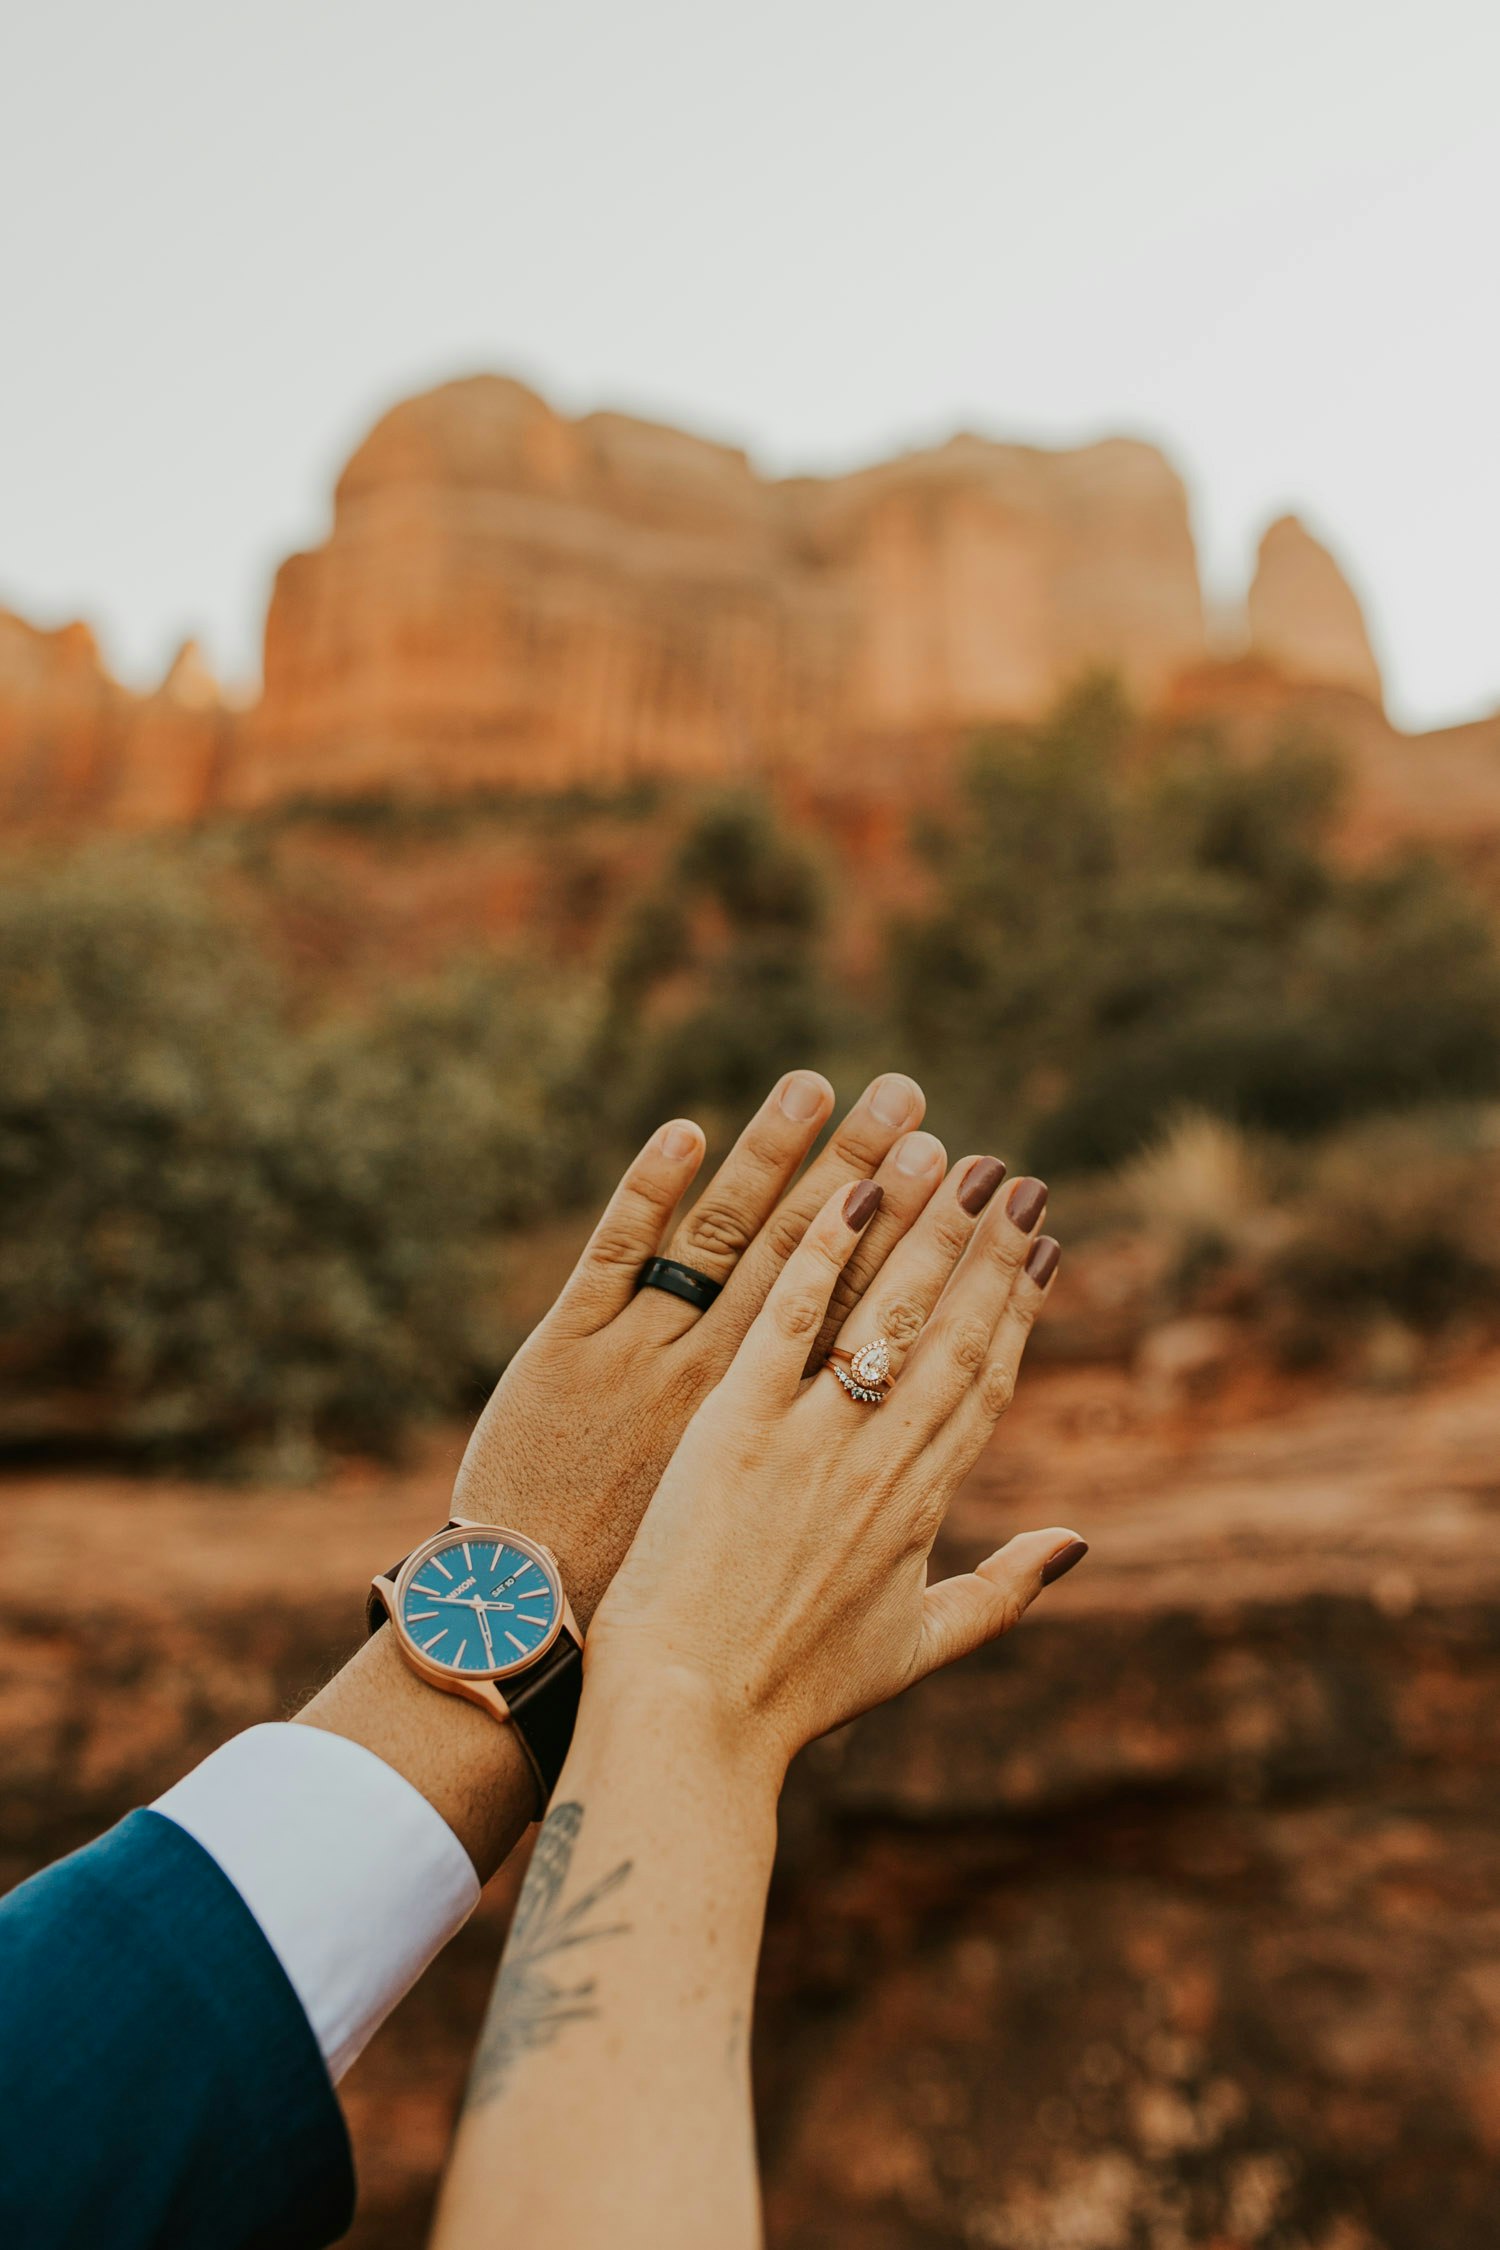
[153,1722,480,2082]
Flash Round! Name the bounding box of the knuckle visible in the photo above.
[678,1201,756,1265]
[762,1203,813,1269]
[829,1114,887,1170]
[989,1587,1025,1638]
[947,1318,992,1377]
[873,1293,927,1348]
[981,1221,1028,1274]
[979,1360,1017,1418]
[774,1289,826,1344]
[590,1218,651,1273]
[930,1209,975,1265]
[738,1118,794,1175]
[664,1354,712,1414]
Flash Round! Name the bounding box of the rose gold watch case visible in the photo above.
[370,1516,579,1727]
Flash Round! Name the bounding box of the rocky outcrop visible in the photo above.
[236,376,1209,807]
[0,613,126,823]
[0,382,1428,833]
[0,612,234,829]
[1247,514,1384,706]
[109,641,238,830]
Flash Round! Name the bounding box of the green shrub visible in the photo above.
[0,852,594,1467]
[1265,1109,1500,1341]
[597,794,839,1139]
[892,680,1500,1169]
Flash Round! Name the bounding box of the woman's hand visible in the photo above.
[586,1162,1080,1777]
[432,1160,1079,2250]
[452,1068,953,1622]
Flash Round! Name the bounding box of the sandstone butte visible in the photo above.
[3,371,1499,841]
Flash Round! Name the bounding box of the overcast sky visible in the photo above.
[2,0,1496,729]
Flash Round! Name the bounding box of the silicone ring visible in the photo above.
[636,1256,723,1313]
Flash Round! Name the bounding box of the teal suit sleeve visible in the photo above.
[0,1808,356,2249]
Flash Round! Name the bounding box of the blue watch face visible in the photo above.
[399,1533,560,1676]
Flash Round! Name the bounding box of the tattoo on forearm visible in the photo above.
[464,1800,633,2110]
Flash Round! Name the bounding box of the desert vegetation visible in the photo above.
[6,683,1500,1466]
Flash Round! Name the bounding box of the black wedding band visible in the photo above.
[636,1257,723,1313]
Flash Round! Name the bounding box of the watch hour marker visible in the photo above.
[422,1630,448,1652]
[407,1609,439,1622]
[517,1615,547,1627]
[432,1555,453,1579]
[462,1542,473,1570]
[505,1629,526,1652]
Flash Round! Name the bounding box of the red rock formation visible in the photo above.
[0,613,127,823]
[1165,657,1500,866]
[8,376,1484,845]
[238,376,1209,807]
[1247,514,1384,706]
[0,613,234,829]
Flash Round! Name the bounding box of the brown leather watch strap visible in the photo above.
[503,1630,584,1812]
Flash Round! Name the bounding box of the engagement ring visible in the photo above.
[825,1337,893,1404]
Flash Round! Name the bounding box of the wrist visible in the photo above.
[573,1654,790,1816]
[296,1625,538,1883]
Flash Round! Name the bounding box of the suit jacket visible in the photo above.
[0,1808,355,2248]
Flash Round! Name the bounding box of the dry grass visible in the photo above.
[1049,1105,1500,1376]
[1117,1111,1272,1258]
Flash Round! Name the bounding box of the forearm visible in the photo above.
[294,1627,537,1882]
[430,1672,783,2250]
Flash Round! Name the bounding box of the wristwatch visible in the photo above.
[367,1517,584,1816]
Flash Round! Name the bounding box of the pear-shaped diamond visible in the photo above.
[852,1338,891,1388]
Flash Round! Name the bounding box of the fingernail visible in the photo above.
[1006,1176,1048,1233]
[957,1155,1007,1214]
[844,1180,884,1231]
[1025,1235,1061,1287]
[895,1130,945,1178]
[779,1071,828,1122]
[658,1121,700,1160]
[1041,1538,1089,1587]
[869,1074,919,1128]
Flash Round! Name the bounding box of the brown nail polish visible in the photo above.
[1025,1235,1061,1287]
[1041,1538,1089,1587]
[957,1155,1008,1215]
[1006,1176,1048,1233]
[844,1180,884,1231]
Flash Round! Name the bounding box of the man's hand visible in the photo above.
[451,1068,945,1622]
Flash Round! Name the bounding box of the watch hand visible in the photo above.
[476,1604,497,1666]
[413,1588,512,1607]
